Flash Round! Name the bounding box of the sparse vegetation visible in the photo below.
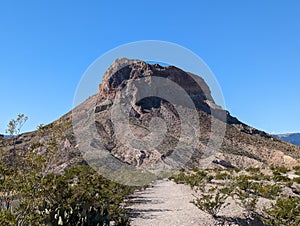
[0,115,138,225]
[261,197,300,226]
[293,177,300,184]
[271,165,289,174]
[245,167,260,173]
[172,166,300,225]
[293,166,300,176]
[1,113,300,225]
[192,189,229,219]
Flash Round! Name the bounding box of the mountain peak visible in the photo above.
[99,58,214,104]
[2,58,300,177]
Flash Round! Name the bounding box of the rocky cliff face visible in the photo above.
[100,58,214,102]
[1,58,300,174]
[89,58,300,170]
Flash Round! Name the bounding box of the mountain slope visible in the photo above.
[274,133,300,146]
[1,58,300,175]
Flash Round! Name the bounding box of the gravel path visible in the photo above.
[126,179,217,226]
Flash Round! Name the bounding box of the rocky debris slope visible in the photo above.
[1,58,300,172]
[91,58,300,169]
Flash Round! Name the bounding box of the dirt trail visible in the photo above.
[126,179,216,226]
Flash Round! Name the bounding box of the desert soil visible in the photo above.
[126,179,219,226]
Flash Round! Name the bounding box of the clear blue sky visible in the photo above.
[1,0,300,134]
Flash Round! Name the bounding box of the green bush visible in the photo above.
[173,167,298,224]
[245,167,260,173]
[293,177,300,184]
[262,197,300,226]
[0,148,136,225]
[234,187,258,213]
[0,210,16,226]
[192,190,228,218]
[257,184,281,199]
[271,166,289,174]
[285,180,294,187]
[272,172,291,182]
[234,175,253,191]
[214,172,232,180]
[247,173,271,181]
[173,170,208,188]
[293,166,300,175]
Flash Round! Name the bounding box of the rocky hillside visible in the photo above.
[1,58,300,174]
[275,133,300,146]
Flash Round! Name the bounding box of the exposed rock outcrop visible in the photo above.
[1,58,300,173]
[100,58,214,102]
[92,58,300,169]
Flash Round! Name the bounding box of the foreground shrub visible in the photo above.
[192,190,228,219]
[262,197,300,226]
[293,166,300,176]
[0,210,16,226]
[174,167,299,224]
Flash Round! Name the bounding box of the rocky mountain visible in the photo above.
[1,58,300,176]
[274,133,300,146]
[0,134,14,139]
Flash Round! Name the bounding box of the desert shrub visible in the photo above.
[234,175,254,192]
[214,172,233,180]
[293,166,300,175]
[285,180,294,187]
[7,165,135,225]
[191,168,200,173]
[224,167,240,173]
[219,185,235,196]
[233,174,281,200]
[0,210,16,226]
[257,184,281,199]
[293,177,300,184]
[271,166,289,174]
[272,171,291,182]
[234,187,258,213]
[173,170,208,188]
[192,190,228,218]
[261,197,300,226]
[247,172,271,181]
[0,115,137,225]
[245,167,260,173]
[172,171,187,184]
[173,167,297,224]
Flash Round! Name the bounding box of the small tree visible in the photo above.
[1,114,28,214]
[5,114,28,156]
[5,114,28,137]
[1,116,135,225]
